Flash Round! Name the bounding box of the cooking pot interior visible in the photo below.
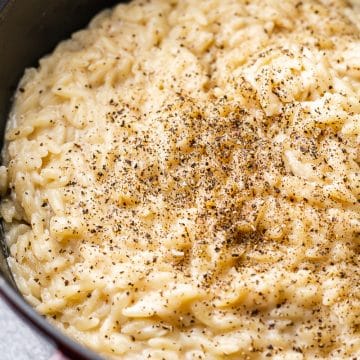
[0,1,121,358]
[0,0,120,284]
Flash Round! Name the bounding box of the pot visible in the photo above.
[0,1,120,359]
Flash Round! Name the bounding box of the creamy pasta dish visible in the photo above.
[0,0,359,358]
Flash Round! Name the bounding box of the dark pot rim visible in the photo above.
[0,0,118,358]
[0,277,103,360]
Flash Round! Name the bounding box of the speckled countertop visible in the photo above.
[0,296,54,360]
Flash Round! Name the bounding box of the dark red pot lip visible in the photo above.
[0,277,103,360]
[0,0,118,358]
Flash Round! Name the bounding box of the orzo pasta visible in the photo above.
[1,0,359,359]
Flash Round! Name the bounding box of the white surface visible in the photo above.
[0,296,54,360]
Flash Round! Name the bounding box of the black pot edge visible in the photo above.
[0,277,103,360]
[0,0,121,357]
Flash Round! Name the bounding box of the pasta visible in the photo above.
[1,0,359,359]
